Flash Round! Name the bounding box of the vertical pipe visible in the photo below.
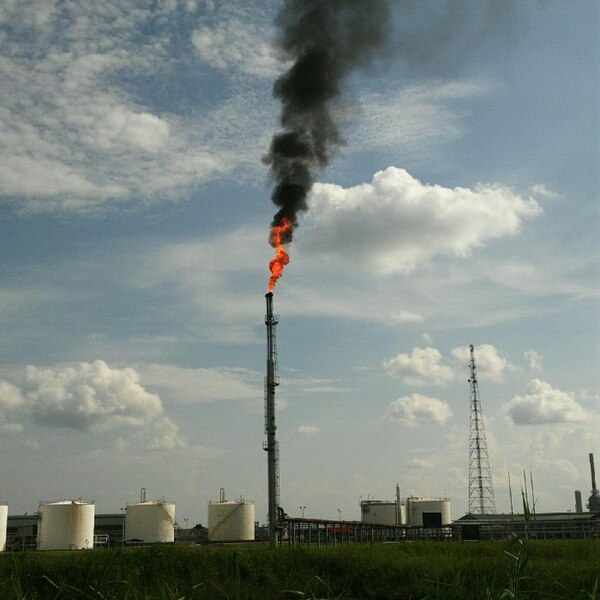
[265,292,279,547]
[590,453,597,492]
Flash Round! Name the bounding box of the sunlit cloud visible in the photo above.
[302,167,541,274]
[384,347,454,386]
[451,344,514,382]
[504,379,587,425]
[387,393,453,427]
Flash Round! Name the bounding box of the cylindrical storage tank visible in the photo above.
[38,500,95,550]
[208,501,255,542]
[399,502,406,525]
[125,501,175,543]
[406,498,451,528]
[360,501,398,526]
[0,505,7,551]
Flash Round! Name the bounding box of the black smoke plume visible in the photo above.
[265,0,391,240]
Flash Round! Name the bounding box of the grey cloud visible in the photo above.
[390,0,525,77]
[138,364,262,404]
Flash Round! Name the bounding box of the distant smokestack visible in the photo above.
[575,490,583,513]
[588,453,600,512]
[395,483,402,525]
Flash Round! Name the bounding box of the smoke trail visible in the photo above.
[265,0,392,240]
[390,0,523,78]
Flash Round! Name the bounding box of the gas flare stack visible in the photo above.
[264,292,281,546]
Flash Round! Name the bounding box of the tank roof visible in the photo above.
[127,500,175,507]
[40,499,94,506]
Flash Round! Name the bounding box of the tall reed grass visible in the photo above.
[0,540,597,599]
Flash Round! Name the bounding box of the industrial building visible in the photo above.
[359,485,452,529]
[454,512,600,540]
[6,513,38,550]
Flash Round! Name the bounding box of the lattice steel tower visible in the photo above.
[468,344,497,514]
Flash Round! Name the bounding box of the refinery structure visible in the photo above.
[0,333,599,550]
[0,330,598,550]
[1,450,599,549]
[0,0,595,561]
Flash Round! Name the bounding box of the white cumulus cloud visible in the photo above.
[504,379,587,425]
[22,360,166,433]
[384,346,454,385]
[388,394,452,427]
[302,167,541,274]
[451,344,513,382]
[149,417,187,450]
[0,380,25,411]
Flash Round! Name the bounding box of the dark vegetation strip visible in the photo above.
[0,540,598,599]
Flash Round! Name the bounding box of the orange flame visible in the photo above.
[267,217,293,292]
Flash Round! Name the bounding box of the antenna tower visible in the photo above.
[468,344,497,514]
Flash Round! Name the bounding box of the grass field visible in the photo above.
[0,540,598,599]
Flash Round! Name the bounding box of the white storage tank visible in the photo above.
[360,501,400,526]
[125,501,175,543]
[0,505,7,551]
[38,500,95,550]
[406,497,451,528]
[208,490,255,542]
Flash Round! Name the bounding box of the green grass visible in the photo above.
[0,541,598,599]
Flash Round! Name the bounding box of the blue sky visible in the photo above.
[0,0,597,526]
